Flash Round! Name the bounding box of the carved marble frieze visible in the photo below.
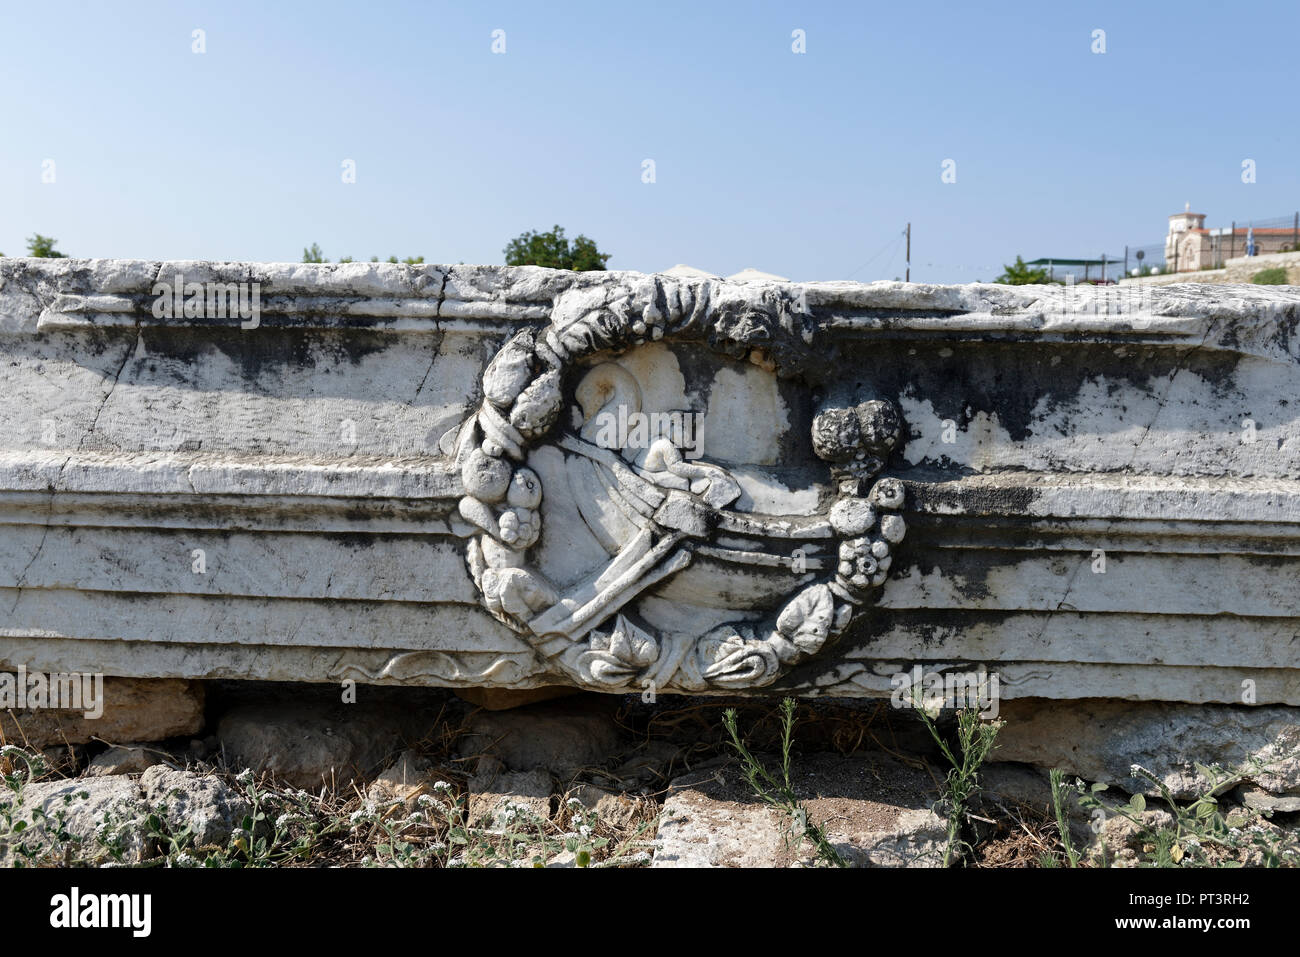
[450,277,907,692]
[4,259,1300,704]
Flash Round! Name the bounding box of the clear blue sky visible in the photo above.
[2,0,1296,283]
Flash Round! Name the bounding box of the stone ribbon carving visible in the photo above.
[451,276,906,692]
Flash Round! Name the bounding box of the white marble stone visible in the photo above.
[1,259,1298,701]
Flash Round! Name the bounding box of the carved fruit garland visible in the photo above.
[453,276,907,692]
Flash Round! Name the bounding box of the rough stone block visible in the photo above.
[139,765,250,848]
[467,756,553,829]
[0,679,204,750]
[216,700,429,789]
[652,752,947,867]
[458,698,625,778]
[991,698,1300,798]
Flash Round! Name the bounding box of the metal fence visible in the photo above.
[1120,211,1300,277]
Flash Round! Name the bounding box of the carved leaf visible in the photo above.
[606,614,659,667]
[700,636,779,686]
[574,615,659,686]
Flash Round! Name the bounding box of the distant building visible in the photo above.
[1165,204,1298,272]
[659,264,790,282]
[660,264,720,279]
[726,267,790,283]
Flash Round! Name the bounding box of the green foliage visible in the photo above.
[26,234,67,258]
[567,235,609,271]
[504,225,610,271]
[0,745,655,868]
[1049,768,1081,867]
[0,745,139,866]
[723,699,849,867]
[1252,267,1289,285]
[909,691,1002,866]
[1054,758,1300,868]
[994,255,1049,285]
[304,244,423,265]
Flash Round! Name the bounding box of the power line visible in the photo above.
[844,229,907,280]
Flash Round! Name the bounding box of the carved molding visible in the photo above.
[5,261,1300,703]
[451,276,907,692]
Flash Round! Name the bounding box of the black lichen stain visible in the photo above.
[836,339,1247,450]
[131,327,401,387]
[909,477,1039,517]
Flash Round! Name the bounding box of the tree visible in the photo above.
[568,235,608,272]
[26,234,67,258]
[994,256,1049,285]
[504,225,610,271]
[303,243,326,263]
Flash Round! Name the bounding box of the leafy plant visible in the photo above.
[1049,767,1082,867]
[723,698,848,868]
[908,689,1002,866]
[1058,758,1300,868]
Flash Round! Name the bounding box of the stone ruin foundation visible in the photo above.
[2,258,1299,866]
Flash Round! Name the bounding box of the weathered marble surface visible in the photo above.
[1,259,1298,701]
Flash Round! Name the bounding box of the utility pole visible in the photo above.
[905,223,911,282]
